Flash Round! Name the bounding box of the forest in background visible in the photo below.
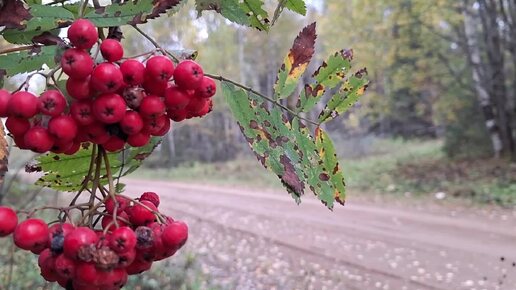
[1,0,515,203]
[112,0,516,165]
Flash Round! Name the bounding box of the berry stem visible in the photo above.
[131,25,180,63]
[205,73,321,127]
[0,45,42,55]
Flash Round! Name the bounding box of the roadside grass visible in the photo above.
[139,138,515,206]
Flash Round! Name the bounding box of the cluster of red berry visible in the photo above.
[1,18,215,154]
[0,192,187,290]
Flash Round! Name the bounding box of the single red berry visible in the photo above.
[24,127,54,153]
[128,201,157,226]
[173,60,204,90]
[50,138,74,154]
[140,192,160,207]
[55,253,76,279]
[120,59,145,86]
[139,95,165,119]
[185,96,208,114]
[90,63,124,94]
[161,221,188,250]
[120,111,143,135]
[73,281,101,290]
[164,85,191,110]
[13,218,49,252]
[105,195,129,214]
[101,212,129,231]
[13,135,29,150]
[0,206,18,237]
[0,89,11,117]
[39,90,66,116]
[71,100,95,126]
[143,76,168,96]
[193,98,213,118]
[61,48,94,79]
[48,115,78,141]
[64,141,81,155]
[85,122,110,144]
[97,268,128,288]
[8,91,38,118]
[195,77,216,98]
[153,117,171,136]
[127,132,150,147]
[109,227,137,253]
[116,248,136,268]
[92,93,126,124]
[39,254,59,282]
[67,77,92,100]
[68,19,98,50]
[100,39,124,62]
[142,115,168,136]
[145,55,174,83]
[103,136,125,152]
[6,117,30,136]
[63,227,98,260]
[167,108,187,122]
[75,262,99,285]
[125,259,152,275]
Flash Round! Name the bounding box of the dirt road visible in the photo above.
[125,179,516,290]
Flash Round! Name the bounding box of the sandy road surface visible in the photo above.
[123,179,516,290]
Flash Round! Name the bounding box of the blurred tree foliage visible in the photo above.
[122,0,516,163]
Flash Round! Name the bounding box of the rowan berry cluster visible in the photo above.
[1,18,215,154]
[0,192,187,289]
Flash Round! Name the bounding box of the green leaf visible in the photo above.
[318,70,369,123]
[223,81,346,209]
[195,0,250,26]
[35,146,121,192]
[0,45,57,77]
[274,22,316,100]
[314,127,346,205]
[2,4,73,44]
[297,49,354,113]
[195,0,270,30]
[284,0,306,15]
[84,0,182,27]
[117,137,162,178]
[240,0,270,31]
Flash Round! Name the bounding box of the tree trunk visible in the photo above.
[463,7,504,157]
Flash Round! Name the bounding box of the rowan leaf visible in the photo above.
[0,0,31,30]
[284,0,306,15]
[34,146,121,192]
[0,45,57,77]
[240,0,270,31]
[318,69,369,123]
[84,0,181,27]
[117,137,162,178]
[1,4,73,44]
[274,22,316,100]
[195,0,270,30]
[223,81,347,209]
[297,49,354,113]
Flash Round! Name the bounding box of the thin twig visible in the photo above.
[205,73,321,126]
[0,45,41,55]
[131,25,180,63]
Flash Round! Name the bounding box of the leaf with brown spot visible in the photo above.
[274,23,316,100]
[85,0,182,27]
[0,0,31,30]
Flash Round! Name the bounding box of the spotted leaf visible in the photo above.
[274,22,316,100]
